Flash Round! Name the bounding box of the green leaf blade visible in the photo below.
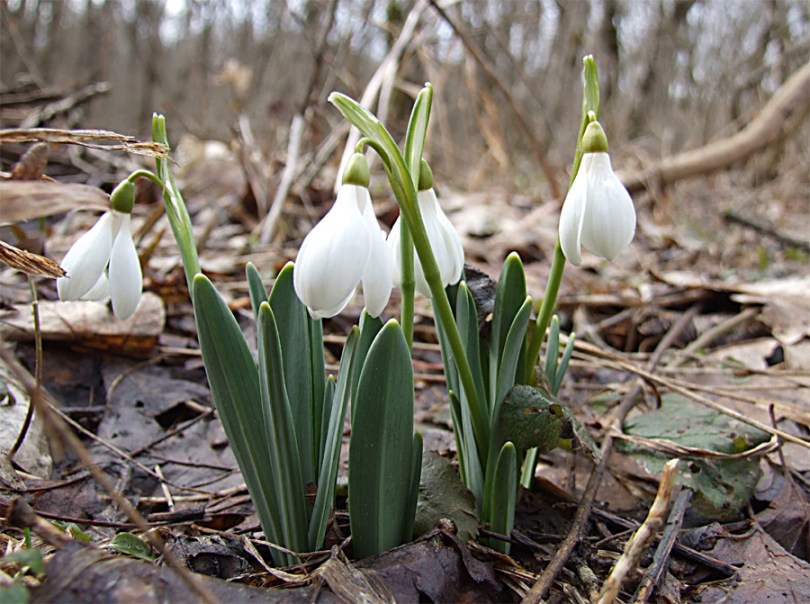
[257,302,309,554]
[349,320,416,558]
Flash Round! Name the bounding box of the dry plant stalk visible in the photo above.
[595,459,680,604]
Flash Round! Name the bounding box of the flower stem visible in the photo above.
[399,221,415,350]
[525,239,565,382]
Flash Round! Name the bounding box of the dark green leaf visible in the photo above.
[245,262,268,319]
[498,385,563,452]
[621,394,770,520]
[485,442,517,555]
[0,583,30,604]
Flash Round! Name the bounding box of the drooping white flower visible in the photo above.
[559,121,636,266]
[293,154,393,319]
[386,159,464,297]
[388,187,464,297]
[57,210,143,320]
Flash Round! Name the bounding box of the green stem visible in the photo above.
[525,239,565,382]
[399,221,415,350]
[151,114,201,290]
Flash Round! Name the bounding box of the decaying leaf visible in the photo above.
[0,180,109,223]
[0,240,65,278]
[620,393,771,521]
[0,128,168,158]
[414,449,479,541]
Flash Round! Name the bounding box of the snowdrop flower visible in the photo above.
[293,153,393,319]
[388,159,464,297]
[559,119,636,266]
[57,180,143,320]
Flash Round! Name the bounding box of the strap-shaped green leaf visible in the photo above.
[403,432,424,542]
[349,311,383,429]
[456,283,487,417]
[484,442,517,555]
[349,320,415,558]
[191,275,286,563]
[492,297,532,423]
[245,262,268,319]
[489,253,527,404]
[543,315,561,390]
[309,327,359,550]
[268,263,321,486]
[257,302,308,555]
[318,375,336,472]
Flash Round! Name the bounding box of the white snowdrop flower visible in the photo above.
[388,160,464,297]
[559,120,636,266]
[57,181,143,320]
[293,154,393,319]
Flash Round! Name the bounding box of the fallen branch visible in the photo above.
[620,61,810,192]
[595,459,679,604]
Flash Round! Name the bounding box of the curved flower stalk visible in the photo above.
[293,153,393,319]
[558,119,636,266]
[388,159,464,296]
[57,180,142,320]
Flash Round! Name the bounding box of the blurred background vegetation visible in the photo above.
[2,0,808,195]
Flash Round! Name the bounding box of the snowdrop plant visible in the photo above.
[57,179,143,320]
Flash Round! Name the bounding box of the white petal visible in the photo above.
[108,213,143,319]
[386,217,403,286]
[362,232,394,317]
[415,190,451,295]
[431,196,465,285]
[580,153,636,260]
[293,185,372,318]
[558,154,594,266]
[359,204,393,317]
[81,273,110,301]
[57,212,114,300]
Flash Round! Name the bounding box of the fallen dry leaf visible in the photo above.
[0,180,109,223]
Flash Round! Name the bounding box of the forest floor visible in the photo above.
[1,130,809,603]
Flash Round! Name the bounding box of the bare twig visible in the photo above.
[595,459,680,604]
[634,488,694,603]
[19,82,111,129]
[723,208,810,252]
[522,304,701,603]
[8,278,43,462]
